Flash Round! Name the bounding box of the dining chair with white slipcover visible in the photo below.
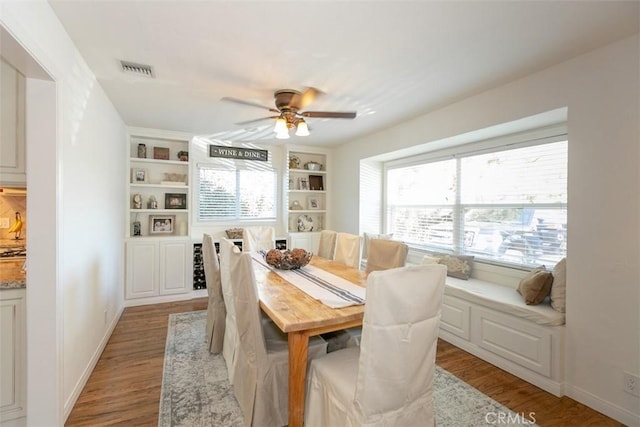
[228,247,328,426]
[305,264,447,427]
[334,232,362,269]
[203,233,226,354]
[361,231,393,260]
[242,226,276,252]
[219,238,241,383]
[365,238,409,274]
[317,230,337,259]
[346,238,409,346]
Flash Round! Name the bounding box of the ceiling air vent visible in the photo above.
[120,60,155,78]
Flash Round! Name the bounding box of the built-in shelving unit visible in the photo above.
[124,127,194,305]
[285,147,330,252]
[127,128,191,238]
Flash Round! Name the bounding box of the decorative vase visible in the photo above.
[137,143,147,158]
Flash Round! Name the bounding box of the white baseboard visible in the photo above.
[565,383,640,427]
[0,417,26,427]
[63,304,125,421]
[124,289,207,307]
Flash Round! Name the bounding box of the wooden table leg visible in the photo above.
[288,331,309,427]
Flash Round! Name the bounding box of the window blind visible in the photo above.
[198,166,277,221]
[385,138,567,268]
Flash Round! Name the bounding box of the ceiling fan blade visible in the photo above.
[299,87,323,109]
[301,111,357,119]
[221,97,279,113]
[235,116,279,126]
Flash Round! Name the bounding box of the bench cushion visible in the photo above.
[445,277,565,326]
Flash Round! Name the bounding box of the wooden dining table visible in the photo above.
[252,255,367,427]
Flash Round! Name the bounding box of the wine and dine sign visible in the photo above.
[209,145,268,162]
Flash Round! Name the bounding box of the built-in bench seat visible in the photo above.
[439,276,565,397]
[445,277,565,326]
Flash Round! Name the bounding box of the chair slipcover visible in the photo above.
[229,249,328,426]
[219,238,240,383]
[317,230,337,259]
[334,232,362,269]
[305,264,447,427]
[242,226,276,252]
[365,239,408,274]
[362,231,393,259]
[203,233,226,353]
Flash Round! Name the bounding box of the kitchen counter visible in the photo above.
[0,259,26,289]
[0,238,26,248]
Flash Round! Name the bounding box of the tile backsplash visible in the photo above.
[0,195,26,241]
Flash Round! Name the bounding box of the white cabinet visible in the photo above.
[0,58,26,186]
[159,240,191,295]
[125,240,158,299]
[289,233,320,253]
[127,127,191,238]
[0,288,26,424]
[285,148,330,250]
[125,239,192,301]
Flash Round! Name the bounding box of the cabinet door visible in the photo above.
[125,241,159,299]
[0,58,26,184]
[159,241,191,295]
[0,289,26,422]
[289,233,321,253]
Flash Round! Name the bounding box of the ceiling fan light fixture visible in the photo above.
[274,116,288,134]
[295,120,310,136]
[275,128,290,139]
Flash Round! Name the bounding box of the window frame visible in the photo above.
[196,165,278,222]
[383,127,568,268]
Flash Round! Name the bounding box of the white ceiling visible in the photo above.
[49,1,638,147]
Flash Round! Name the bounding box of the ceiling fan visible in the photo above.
[221,88,357,139]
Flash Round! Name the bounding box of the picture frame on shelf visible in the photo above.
[308,196,320,210]
[132,221,141,236]
[165,193,187,209]
[149,215,175,234]
[161,173,187,186]
[153,146,170,160]
[299,177,309,190]
[309,175,324,191]
[131,167,148,183]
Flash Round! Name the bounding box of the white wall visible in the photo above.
[1,1,127,423]
[333,35,639,424]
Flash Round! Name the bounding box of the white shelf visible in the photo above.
[130,183,189,189]
[130,157,188,166]
[130,209,189,214]
[288,190,326,194]
[289,168,327,174]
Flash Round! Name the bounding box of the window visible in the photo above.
[198,167,277,220]
[385,135,567,267]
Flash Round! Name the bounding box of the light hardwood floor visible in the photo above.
[65,298,620,426]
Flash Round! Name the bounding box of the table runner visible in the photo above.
[252,252,366,308]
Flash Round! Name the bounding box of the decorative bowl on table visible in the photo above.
[265,248,312,270]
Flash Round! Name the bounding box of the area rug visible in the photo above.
[159,311,534,426]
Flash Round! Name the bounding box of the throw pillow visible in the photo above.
[517,268,554,305]
[550,257,566,312]
[437,255,474,280]
[362,232,393,258]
